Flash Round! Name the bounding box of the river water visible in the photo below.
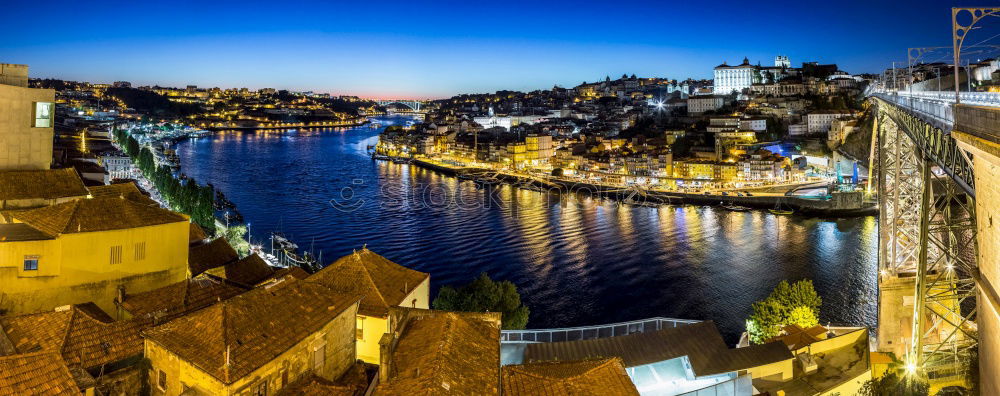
[175,114,878,342]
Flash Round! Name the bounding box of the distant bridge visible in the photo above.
[375,99,425,112]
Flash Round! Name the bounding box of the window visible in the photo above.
[252,380,268,396]
[157,370,167,391]
[33,102,53,128]
[134,242,146,261]
[23,256,39,271]
[110,245,123,265]
[281,370,288,387]
[312,344,326,370]
[356,317,364,340]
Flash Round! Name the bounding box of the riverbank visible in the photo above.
[404,157,877,217]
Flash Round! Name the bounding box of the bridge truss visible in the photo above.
[872,96,979,381]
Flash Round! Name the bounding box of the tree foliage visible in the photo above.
[218,224,251,257]
[746,279,823,344]
[432,272,530,330]
[113,127,216,231]
[858,371,929,396]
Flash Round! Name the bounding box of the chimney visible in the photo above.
[378,332,394,384]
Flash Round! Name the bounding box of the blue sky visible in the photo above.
[3,0,997,98]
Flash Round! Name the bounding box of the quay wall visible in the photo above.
[403,157,876,217]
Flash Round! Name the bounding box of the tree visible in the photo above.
[745,279,823,344]
[432,272,530,329]
[551,168,564,177]
[858,371,929,396]
[786,306,819,328]
[218,224,250,256]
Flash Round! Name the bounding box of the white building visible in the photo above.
[740,118,767,132]
[687,96,727,115]
[99,153,133,180]
[807,112,854,134]
[473,107,513,130]
[788,123,809,136]
[713,57,756,95]
[775,55,790,68]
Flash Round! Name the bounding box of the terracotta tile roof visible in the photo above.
[375,308,501,395]
[310,248,429,317]
[121,276,249,319]
[501,357,639,396]
[523,321,793,377]
[88,182,158,206]
[204,253,276,287]
[188,237,239,276]
[272,266,311,281]
[143,277,362,384]
[189,223,209,244]
[0,352,79,395]
[0,304,149,370]
[12,196,188,237]
[275,375,358,396]
[0,223,54,241]
[0,168,89,201]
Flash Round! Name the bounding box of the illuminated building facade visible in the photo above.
[0,64,54,170]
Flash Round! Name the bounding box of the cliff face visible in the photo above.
[835,106,875,165]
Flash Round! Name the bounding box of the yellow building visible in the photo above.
[142,276,361,396]
[309,248,430,364]
[0,196,190,315]
[0,64,54,170]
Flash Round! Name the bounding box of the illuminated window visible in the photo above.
[33,102,53,128]
[23,256,39,271]
[356,318,364,340]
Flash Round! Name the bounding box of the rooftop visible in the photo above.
[0,168,89,202]
[87,182,158,206]
[0,352,79,395]
[188,237,240,276]
[143,277,361,384]
[309,248,429,317]
[11,196,188,238]
[523,321,793,377]
[120,276,249,320]
[375,308,501,395]
[204,253,278,287]
[0,304,148,370]
[501,357,639,396]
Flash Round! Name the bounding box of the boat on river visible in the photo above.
[769,200,794,215]
[724,204,751,212]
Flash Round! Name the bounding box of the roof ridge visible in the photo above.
[220,302,231,383]
[422,313,458,389]
[350,253,389,309]
[508,358,613,381]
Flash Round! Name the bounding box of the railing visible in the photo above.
[500,317,700,343]
[871,95,976,197]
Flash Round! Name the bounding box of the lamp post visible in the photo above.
[952,7,1000,103]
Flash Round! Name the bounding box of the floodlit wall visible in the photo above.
[0,221,189,315]
[145,302,358,396]
[0,82,54,170]
[355,276,429,364]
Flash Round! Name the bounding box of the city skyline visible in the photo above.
[4,0,978,98]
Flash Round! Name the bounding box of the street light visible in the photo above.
[952,7,1000,103]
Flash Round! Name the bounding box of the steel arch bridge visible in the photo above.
[375,99,425,112]
[869,89,1000,383]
